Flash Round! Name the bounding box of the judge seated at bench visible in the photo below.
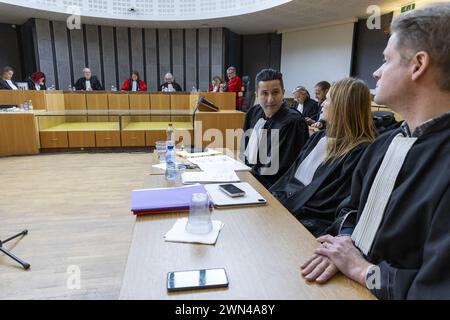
[74,67,104,91]
[271,77,376,237]
[301,3,450,300]
[26,71,47,91]
[0,66,19,90]
[121,71,147,92]
[159,73,182,92]
[209,75,225,92]
[242,69,309,189]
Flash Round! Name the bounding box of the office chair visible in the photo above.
[0,230,30,270]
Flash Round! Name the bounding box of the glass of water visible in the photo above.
[155,140,167,163]
[185,193,213,234]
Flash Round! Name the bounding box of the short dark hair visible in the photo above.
[255,69,284,90]
[315,81,331,91]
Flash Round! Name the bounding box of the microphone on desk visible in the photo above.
[186,96,219,153]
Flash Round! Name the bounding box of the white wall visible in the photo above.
[281,22,355,98]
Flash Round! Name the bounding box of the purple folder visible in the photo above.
[131,184,207,214]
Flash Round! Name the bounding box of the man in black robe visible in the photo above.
[242,69,309,189]
[74,68,103,91]
[301,3,450,300]
[291,86,319,123]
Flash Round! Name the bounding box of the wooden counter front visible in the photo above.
[0,112,40,156]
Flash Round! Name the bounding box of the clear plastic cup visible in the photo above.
[185,193,213,234]
[175,164,186,183]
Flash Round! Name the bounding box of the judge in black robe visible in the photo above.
[270,130,370,237]
[160,81,183,92]
[74,75,103,91]
[243,102,309,189]
[323,115,450,300]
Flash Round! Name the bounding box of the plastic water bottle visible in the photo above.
[68,85,72,91]
[111,85,116,92]
[191,86,197,93]
[165,144,176,181]
[166,123,174,144]
[28,100,33,110]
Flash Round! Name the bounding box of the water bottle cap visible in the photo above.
[167,145,174,150]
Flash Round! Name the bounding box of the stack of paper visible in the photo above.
[181,170,240,184]
[189,155,251,172]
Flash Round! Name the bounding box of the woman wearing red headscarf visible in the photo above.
[27,72,47,90]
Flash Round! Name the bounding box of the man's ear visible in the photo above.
[411,51,430,82]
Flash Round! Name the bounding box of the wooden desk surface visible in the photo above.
[119,153,374,300]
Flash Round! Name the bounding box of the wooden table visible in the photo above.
[119,152,375,299]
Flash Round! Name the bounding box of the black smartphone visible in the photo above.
[167,268,229,292]
[218,184,246,197]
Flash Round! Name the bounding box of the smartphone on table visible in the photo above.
[167,268,229,292]
[218,184,246,198]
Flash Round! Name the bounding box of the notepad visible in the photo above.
[131,184,208,215]
[181,170,240,184]
[204,183,267,208]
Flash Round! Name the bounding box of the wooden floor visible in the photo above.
[0,152,152,299]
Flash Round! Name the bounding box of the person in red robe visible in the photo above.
[226,67,244,110]
[121,71,147,92]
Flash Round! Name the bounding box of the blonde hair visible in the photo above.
[324,78,376,163]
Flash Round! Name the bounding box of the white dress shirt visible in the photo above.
[6,80,18,90]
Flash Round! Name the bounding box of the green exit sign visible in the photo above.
[401,3,416,13]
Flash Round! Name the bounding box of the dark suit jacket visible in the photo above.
[160,82,183,92]
[74,76,104,91]
[291,97,320,120]
[0,79,18,90]
[26,79,47,90]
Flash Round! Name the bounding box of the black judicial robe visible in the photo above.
[270,130,370,237]
[243,102,309,188]
[329,114,450,300]
[0,79,18,90]
[26,78,47,90]
[160,82,183,92]
[74,76,104,91]
[291,97,320,121]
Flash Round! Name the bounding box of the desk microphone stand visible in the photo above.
[0,230,30,270]
[187,96,219,153]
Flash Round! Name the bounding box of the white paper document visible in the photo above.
[189,155,251,172]
[164,218,224,245]
[176,149,222,158]
[181,170,240,184]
